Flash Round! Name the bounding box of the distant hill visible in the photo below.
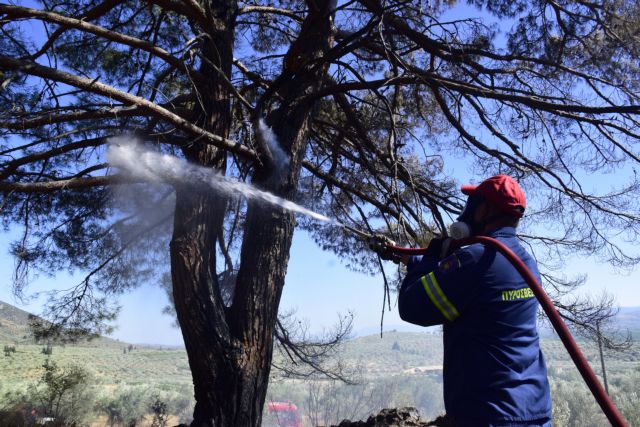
[0,300,34,342]
[537,306,640,339]
[616,307,640,332]
[0,300,124,347]
[345,307,640,376]
[359,307,640,341]
[3,298,639,352]
[353,323,435,337]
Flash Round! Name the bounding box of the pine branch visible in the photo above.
[0,4,204,83]
[0,55,258,161]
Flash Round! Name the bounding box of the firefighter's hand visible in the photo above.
[367,235,402,264]
[424,237,453,259]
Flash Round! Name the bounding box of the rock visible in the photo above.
[329,407,455,427]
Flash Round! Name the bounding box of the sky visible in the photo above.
[2,1,640,347]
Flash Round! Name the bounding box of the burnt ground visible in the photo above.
[329,407,455,427]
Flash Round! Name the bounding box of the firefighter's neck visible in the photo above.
[475,202,515,234]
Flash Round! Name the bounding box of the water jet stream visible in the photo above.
[107,140,342,226]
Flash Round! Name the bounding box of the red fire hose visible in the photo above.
[387,236,627,427]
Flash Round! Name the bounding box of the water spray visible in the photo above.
[107,140,340,226]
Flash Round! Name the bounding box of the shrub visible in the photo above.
[97,387,150,427]
[41,344,52,355]
[29,360,95,425]
[150,397,169,427]
[3,346,16,357]
[0,361,94,427]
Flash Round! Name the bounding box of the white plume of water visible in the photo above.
[107,139,337,225]
[257,118,289,177]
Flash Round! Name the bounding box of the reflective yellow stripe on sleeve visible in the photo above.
[420,272,460,322]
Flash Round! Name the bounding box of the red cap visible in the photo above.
[461,175,526,218]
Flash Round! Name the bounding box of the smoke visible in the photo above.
[107,138,337,224]
[257,118,289,180]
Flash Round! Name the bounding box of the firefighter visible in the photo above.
[373,175,552,427]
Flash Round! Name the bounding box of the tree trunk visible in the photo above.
[596,322,609,394]
[169,0,334,425]
[169,0,238,425]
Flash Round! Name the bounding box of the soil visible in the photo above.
[329,407,455,427]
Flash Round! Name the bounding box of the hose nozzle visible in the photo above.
[367,234,402,264]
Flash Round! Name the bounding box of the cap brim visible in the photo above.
[461,184,478,195]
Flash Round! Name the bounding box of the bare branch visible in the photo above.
[0,175,128,193]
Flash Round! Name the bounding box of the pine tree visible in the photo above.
[2,0,639,424]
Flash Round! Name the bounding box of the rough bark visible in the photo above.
[169,0,334,426]
[168,0,237,425]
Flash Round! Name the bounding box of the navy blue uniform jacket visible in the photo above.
[399,227,552,427]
